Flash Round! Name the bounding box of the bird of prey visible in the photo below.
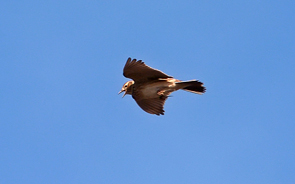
[119,57,206,115]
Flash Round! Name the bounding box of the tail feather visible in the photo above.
[175,80,206,94]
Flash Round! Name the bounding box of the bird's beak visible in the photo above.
[118,90,127,98]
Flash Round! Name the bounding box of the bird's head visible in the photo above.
[118,80,134,97]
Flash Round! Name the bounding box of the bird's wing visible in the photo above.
[123,58,172,83]
[134,97,167,115]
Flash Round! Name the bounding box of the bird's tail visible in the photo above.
[175,80,206,94]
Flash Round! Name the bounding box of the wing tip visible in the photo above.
[126,57,145,64]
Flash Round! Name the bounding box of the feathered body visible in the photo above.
[119,58,205,115]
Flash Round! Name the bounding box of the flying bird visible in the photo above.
[119,58,206,115]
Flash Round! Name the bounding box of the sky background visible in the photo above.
[1,1,295,184]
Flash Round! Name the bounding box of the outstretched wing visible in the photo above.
[134,97,168,115]
[123,58,172,83]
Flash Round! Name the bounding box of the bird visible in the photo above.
[119,57,206,115]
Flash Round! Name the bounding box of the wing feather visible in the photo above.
[123,58,172,83]
[134,97,168,115]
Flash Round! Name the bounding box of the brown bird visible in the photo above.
[119,57,206,115]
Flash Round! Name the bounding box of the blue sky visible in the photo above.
[1,1,294,183]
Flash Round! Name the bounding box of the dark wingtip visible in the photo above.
[156,112,165,116]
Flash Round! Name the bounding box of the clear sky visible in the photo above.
[1,1,294,184]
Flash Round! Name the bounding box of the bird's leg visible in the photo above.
[157,90,165,96]
[157,90,168,100]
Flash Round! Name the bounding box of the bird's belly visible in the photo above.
[140,81,175,98]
